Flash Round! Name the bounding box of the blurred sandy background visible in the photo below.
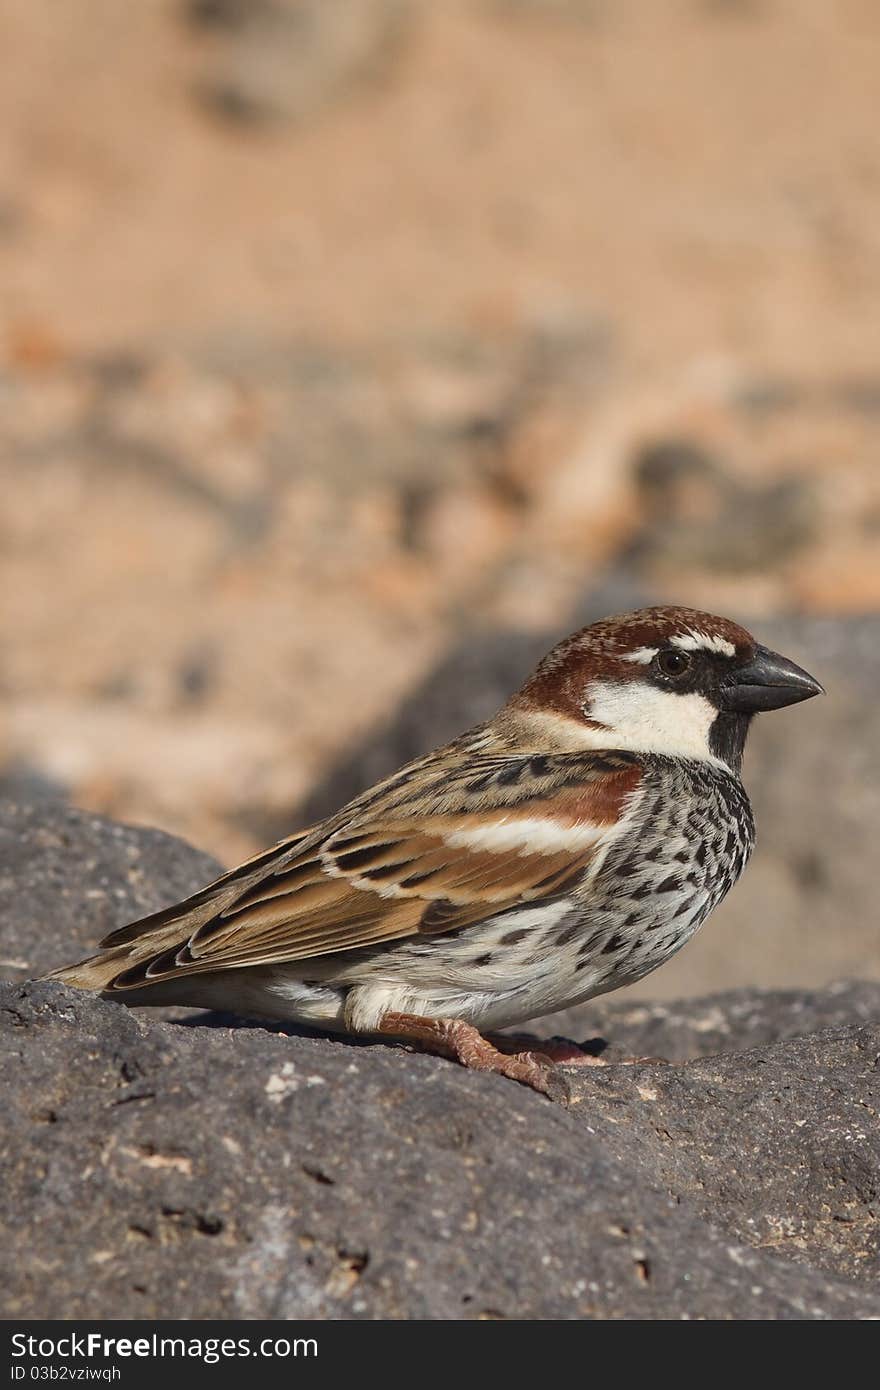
[1,0,878,1000]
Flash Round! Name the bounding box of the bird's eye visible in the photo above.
[656,649,691,678]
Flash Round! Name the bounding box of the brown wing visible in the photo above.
[49,750,642,993]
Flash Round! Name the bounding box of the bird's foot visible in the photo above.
[378,1011,567,1099]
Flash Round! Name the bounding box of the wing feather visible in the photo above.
[50,749,642,993]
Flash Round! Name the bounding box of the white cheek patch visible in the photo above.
[622,646,658,665]
[672,630,736,658]
[584,681,723,764]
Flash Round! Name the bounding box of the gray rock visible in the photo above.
[546,978,880,1062]
[2,978,879,1319]
[565,1021,880,1290]
[0,800,222,982]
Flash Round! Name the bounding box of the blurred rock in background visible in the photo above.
[183,0,413,127]
[1,0,878,995]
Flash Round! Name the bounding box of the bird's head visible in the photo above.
[508,605,823,772]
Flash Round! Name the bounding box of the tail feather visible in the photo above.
[43,950,135,992]
[42,924,186,993]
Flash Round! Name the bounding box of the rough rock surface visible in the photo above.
[3,979,880,1320]
[2,801,880,1319]
[0,799,222,982]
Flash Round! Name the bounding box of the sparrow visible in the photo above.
[47,606,823,1095]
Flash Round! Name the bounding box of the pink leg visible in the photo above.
[378,1011,564,1098]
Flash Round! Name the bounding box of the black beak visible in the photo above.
[722,643,825,714]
